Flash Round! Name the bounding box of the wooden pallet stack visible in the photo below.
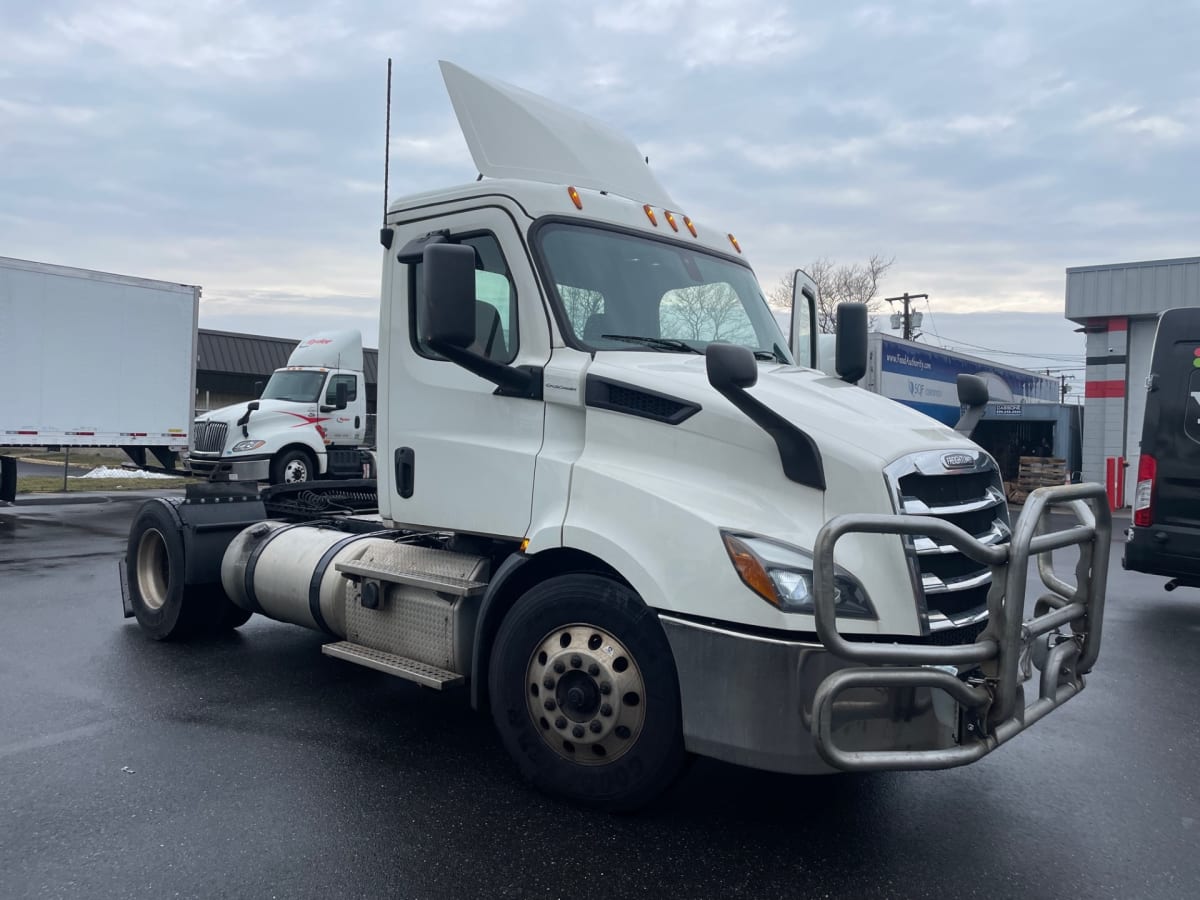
[1007,456,1068,504]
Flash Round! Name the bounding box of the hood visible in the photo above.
[586,353,973,466]
[195,398,330,435]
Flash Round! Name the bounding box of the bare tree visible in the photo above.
[767,255,895,333]
[560,285,605,335]
[660,283,756,344]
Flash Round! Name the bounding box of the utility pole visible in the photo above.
[885,292,928,341]
[1059,373,1074,403]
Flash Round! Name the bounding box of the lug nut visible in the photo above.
[570,655,582,668]
[543,699,556,711]
[589,720,602,733]
[555,716,567,730]
[599,682,612,695]
[553,661,565,674]
[600,703,612,717]
[572,725,585,739]
[543,676,555,690]
[587,663,600,676]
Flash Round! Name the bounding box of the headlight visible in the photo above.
[231,440,265,452]
[721,531,875,618]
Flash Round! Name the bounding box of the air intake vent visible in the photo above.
[584,376,700,425]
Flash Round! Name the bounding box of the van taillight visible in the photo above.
[1134,454,1156,526]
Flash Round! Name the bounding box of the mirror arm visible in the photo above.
[428,339,543,399]
[711,383,826,490]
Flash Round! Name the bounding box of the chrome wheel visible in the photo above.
[283,458,309,483]
[525,623,646,765]
[135,528,170,611]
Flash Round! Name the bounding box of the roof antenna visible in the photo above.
[383,57,392,225]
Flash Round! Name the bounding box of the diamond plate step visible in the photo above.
[334,544,488,597]
[321,641,464,689]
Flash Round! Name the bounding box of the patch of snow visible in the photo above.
[71,466,181,480]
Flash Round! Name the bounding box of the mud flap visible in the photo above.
[119,557,134,618]
[0,456,16,503]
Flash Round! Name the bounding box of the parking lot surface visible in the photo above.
[1,494,1198,899]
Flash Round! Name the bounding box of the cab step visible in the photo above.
[321,640,464,689]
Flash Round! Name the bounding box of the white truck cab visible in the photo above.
[122,61,1112,811]
[188,329,370,484]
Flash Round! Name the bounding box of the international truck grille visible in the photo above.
[885,451,1010,632]
[192,421,228,453]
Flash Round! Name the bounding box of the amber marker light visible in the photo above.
[683,215,697,237]
[664,210,679,232]
[643,204,658,226]
[728,233,742,253]
[722,534,778,606]
[567,186,583,209]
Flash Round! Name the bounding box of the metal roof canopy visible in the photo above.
[1066,255,1200,323]
[197,329,378,384]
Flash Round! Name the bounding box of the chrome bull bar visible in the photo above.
[811,482,1111,772]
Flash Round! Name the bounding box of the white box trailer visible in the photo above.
[0,256,197,467]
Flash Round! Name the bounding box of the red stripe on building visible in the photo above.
[1107,317,1128,332]
[1086,379,1125,398]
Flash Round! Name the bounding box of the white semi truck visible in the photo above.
[187,329,372,485]
[119,62,1112,810]
[0,256,195,495]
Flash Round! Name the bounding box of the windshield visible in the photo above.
[260,370,326,403]
[535,223,793,362]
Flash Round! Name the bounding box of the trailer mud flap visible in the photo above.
[0,456,16,503]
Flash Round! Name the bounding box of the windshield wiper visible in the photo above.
[599,334,703,354]
[752,343,790,363]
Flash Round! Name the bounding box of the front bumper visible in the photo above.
[663,483,1111,774]
[661,615,962,774]
[187,452,271,482]
[1124,523,1200,582]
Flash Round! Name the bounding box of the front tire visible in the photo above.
[489,574,686,811]
[270,448,315,485]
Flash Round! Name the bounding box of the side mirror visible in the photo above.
[835,303,868,384]
[954,374,990,437]
[253,380,264,396]
[421,243,477,350]
[335,380,349,410]
[706,342,758,392]
[247,400,260,412]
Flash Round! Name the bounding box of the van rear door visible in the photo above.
[1145,314,1200,529]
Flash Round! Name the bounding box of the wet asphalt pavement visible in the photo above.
[1,495,1198,900]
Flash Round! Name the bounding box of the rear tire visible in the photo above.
[489,573,686,812]
[270,448,315,485]
[125,501,248,639]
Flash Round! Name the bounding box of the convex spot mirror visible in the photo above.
[706,342,758,392]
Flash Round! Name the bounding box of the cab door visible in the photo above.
[321,371,363,445]
[379,205,548,538]
[790,269,818,368]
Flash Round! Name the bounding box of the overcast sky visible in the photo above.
[4,0,1197,390]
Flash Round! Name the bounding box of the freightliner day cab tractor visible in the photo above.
[120,62,1112,810]
[188,329,373,485]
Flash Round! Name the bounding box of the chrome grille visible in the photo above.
[192,421,228,454]
[885,450,1010,632]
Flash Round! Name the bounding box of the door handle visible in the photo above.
[395,447,415,498]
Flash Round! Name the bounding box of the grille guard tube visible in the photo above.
[810,482,1111,772]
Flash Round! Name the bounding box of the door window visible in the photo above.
[325,374,357,405]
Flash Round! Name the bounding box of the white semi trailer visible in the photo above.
[119,62,1112,810]
[0,256,195,466]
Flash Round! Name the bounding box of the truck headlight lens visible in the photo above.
[231,440,265,452]
[721,532,876,619]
